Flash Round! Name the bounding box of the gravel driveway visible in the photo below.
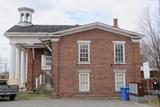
[0,98,153,107]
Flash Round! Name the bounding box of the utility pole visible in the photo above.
[159,0,160,16]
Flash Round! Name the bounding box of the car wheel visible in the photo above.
[9,95,16,101]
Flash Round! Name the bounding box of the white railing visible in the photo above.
[41,55,52,70]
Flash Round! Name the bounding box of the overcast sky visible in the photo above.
[0,0,157,59]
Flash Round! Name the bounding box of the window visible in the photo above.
[41,55,52,70]
[79,72,90,92]
[21,13,24,22]
[26,13,30,22]
[78,41,91,64]
[115,72,126,91]
[113,41,126,64]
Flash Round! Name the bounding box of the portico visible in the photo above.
[4,7,78,91]
[10,43,27,88]
[6,32,56,90]
[9,41,52,90]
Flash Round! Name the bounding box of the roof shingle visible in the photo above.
[6,25,80,33]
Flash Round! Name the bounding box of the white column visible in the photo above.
[24,13,27,22]
[9,44,16,80]
[25,51,28,83]
[15,46,21,86]
[19,13,22,22]
[29,14,32,22]
[20,49,26,88]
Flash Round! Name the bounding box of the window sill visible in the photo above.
[79,90,90,93]
[115,90,120,93]
[41,67,52,70]
[78,62,90,65]
[114,62,126,65]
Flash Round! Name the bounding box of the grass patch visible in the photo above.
[16,91,52,100]
[144,97,160,106]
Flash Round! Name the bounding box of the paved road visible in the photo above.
[0,98,153,107]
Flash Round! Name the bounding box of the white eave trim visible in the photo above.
[51,38,60,41]
[4,32,61,38]
[50,22,144,39]
[132,39,140,42]
[4,32,48,36]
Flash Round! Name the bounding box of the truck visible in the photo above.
[0,80,19,100]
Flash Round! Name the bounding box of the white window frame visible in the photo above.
[115,72,126,92]
[113,41,126,64]
[78,40,91,64]
[78,70,90,92]
[41,55,52,70]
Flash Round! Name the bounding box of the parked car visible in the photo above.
[0,80,19,100]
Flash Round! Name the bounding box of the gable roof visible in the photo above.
[6,25,79,33]
[51,22,143,39]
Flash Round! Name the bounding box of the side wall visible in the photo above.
[52,29,141,97]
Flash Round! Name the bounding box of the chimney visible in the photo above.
[113,18,118,28]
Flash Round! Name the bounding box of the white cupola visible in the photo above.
[18,7,35,27]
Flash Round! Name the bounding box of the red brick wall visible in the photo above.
[27,48,33,90]
[27,48,44,90]
[52,29,141,97]
[52,41,60,96]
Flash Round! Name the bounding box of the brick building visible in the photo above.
[4,7,143,97]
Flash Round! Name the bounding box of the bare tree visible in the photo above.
[139,0,160,80]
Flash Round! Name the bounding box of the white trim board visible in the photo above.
[4,32,60,38]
